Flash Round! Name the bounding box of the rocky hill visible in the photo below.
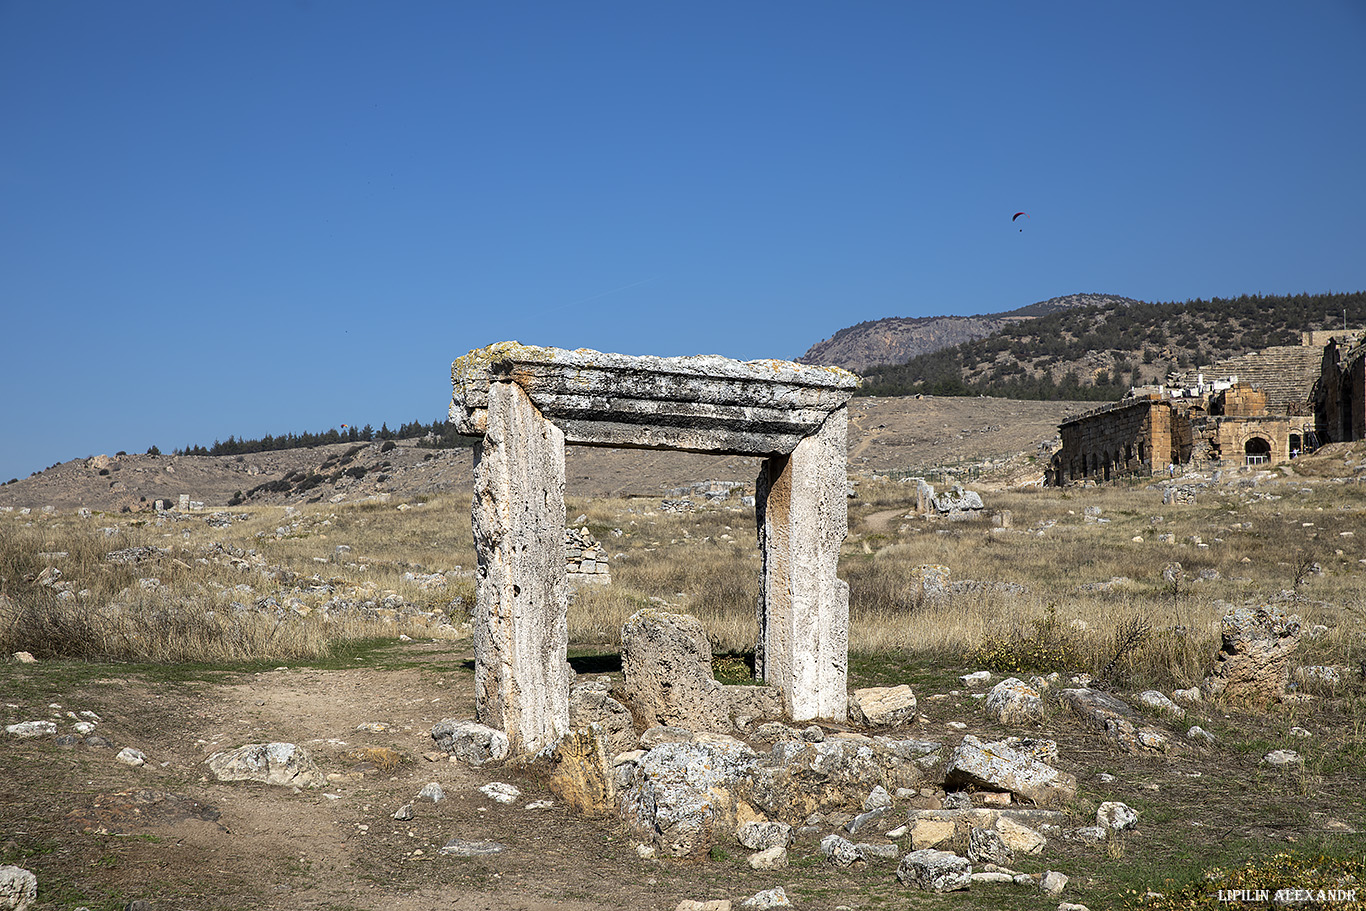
[798,293,1143,373]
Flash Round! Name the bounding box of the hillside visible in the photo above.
[0,396,1085,513]
[857,291,1366,400]
[798,293,1144,373]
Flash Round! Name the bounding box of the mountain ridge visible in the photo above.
[798,293,1144,373]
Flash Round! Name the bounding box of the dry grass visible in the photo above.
[4,467,1364,688]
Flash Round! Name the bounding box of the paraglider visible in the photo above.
[1013,211,1029,232]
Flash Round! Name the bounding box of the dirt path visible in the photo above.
[2,642,753,911]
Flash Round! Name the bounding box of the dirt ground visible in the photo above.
[6,633,1365,911]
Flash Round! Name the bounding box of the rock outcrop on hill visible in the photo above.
[798,294,1142,373]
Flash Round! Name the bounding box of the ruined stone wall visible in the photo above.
[1056,397,1168,483]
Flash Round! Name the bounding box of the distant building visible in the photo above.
[1049,330,1363,484]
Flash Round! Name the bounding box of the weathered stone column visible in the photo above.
[471,379,571,755]
[756,406,850,721]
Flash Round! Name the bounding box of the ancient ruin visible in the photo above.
[1049,330,1366,484]
[450,342,858,754]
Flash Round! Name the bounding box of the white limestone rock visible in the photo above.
[430,719,510,766]
[848,685,917,727]
[747,846,788,870]
[736,821,793,851]
[985,678,1044,725]
[5,722,55,738]
[945,735,1077,807]
[0,865,37,911]
[116,747,146,767]
[740,887,792,909]
[206,742,322,788]
[1134,690,1185,718]
[1097,801,1139,832]
[897,848,972,892]
[617,738,759,858]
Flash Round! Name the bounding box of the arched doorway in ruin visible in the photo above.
[1244,437,1271,465]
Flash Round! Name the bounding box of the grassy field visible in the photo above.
[2,466,1365,909]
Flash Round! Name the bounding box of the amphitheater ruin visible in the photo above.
[1051,330,1366,484]
[450,341,859,754]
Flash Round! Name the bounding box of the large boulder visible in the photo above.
[616,735,760,857]
[620,610,731,733]
[206,743,322,788]
[747,734,938,823]
[1201,605,1301,705]
[944,735,1076,807]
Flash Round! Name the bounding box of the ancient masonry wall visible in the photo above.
[1056,397,1168,483]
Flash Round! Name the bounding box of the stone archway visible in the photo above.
[1245,437,1272,465]
[450,342,859,754]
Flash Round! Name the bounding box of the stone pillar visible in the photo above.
[755,406,849,721]
[471,380,571,755]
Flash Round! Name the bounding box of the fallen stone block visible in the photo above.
[848,685,918,726]
[944,735,1077,807]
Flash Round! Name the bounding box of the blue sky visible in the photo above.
[2,1,1364,482]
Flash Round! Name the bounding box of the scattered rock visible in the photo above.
[439,839,506,856]
[848,685,917,726]
[747,845,788,870]
[945,735,1077,807]
[676,901,732,911]
[479,782,521,804]
[0,865,37,911]
[1186,725,1215,745]
[985,678,1044,725]
[1263,749,1301,766]
[392,804,414,821]
[1039,870,1070,895]
[430,719,510,766]
[967,826,1012,865]
[820,834,863,866]
[5,721,55,738]
[897,848,972,892]
[1134,690,1185,718]
[11,652,35,664]
[417,782,445,803]
[1096,801,1138,832]
[116,748,146,767]
[739,887,791,909]
[1058,688,1171,754]
[736,821,793,851]
[206,743,322,788]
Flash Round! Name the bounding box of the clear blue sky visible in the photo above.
[3,1,1364,482]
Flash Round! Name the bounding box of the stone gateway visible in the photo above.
[450,342,859,754]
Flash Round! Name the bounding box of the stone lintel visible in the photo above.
[451,342,858,455]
